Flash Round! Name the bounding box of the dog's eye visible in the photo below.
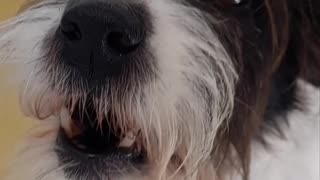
[219,0,251,8]
[233,0,248,6]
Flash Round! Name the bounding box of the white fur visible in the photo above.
[1,0,236,179]
[229,81,320,180]
[0,0,318,180]
[249,81,320,180]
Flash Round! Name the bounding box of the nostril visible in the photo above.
[60,21,82,41]
[107,30,144,54]
[57,1,150,77]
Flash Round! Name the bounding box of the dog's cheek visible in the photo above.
[5,121,63,180]
[0,21,17,63]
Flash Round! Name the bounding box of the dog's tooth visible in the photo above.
[134,132,143,153]
[60,107,72,134]
[60,107,83,139]
[118,131,136,148]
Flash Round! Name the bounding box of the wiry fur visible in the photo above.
[0,0,319,180]
[1,0,236,179]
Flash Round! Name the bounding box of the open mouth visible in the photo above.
[56,100,145,174]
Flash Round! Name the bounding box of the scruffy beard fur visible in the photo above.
[0,0,319,180]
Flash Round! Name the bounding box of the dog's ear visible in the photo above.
[269,0,320,87]
[297,0,320,87]
[214,1,320,179]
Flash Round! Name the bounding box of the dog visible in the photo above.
[0,0,319,179]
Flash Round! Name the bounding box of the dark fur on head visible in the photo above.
[214,0,320,179]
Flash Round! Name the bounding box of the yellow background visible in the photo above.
[0,0,32,177]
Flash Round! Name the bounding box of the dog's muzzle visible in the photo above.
[48,0,153,177]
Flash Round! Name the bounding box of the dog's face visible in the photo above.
[0,0,268,179]
[1,0,319,180]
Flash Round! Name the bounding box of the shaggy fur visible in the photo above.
[0,0,319,180]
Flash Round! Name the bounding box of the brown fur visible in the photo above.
[215,0,320,179]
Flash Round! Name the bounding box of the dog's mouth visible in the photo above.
[57,100,145,169]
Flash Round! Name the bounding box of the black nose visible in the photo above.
[58,1,146,77]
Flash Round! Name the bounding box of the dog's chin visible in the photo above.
[55,99,147,176]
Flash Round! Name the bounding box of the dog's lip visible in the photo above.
[57,128,143,159]
[56,128,146,176]
[57,106,145,161]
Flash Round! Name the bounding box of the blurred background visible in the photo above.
[0,0,33,177]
